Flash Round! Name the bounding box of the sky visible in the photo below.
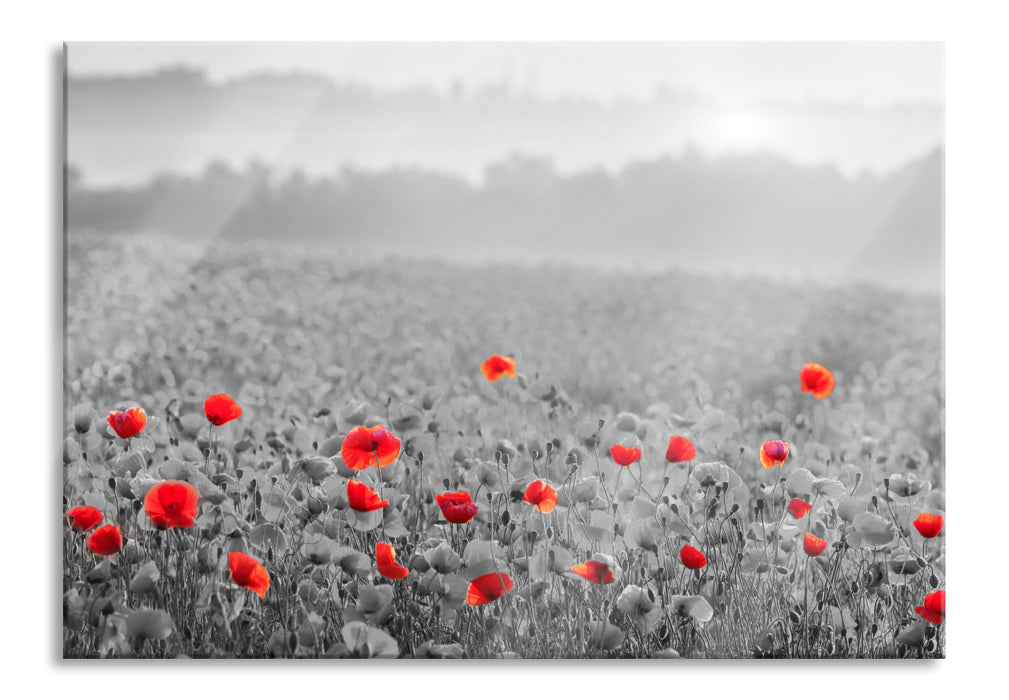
[69,42,943,107]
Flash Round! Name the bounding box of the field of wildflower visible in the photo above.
[62,232,944,659]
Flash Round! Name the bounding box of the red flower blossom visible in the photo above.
[913,513,945,538]
[341,425,401,470]
[480,354,516,382]
[571,560,615,584]
[229,551,270,598]
[347,479,389,512]
[376,542,410,580]
[144,480,200,529]
[107,407,146,439]
[800,363,835,399]
[610,444,642,467]
[87,524,123,556]
[665,436,696,463]
[915,590,945,625]
[204,393,242,426]
[436,491,478,524]
[523,480,558,513]
[67,505,102,531]
[803,533,828,556]
[466,572,515,605]
[679,544,707,569]
[759,440,790,469]
[787,498,812,519]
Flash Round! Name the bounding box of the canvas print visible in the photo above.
[62,43,944,659]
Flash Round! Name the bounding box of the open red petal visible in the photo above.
[803,533,828,556]
[481,354,516,382]
[107,407,147,439]
[665,436,696,463]
[787,498,813,519]
[342,425,401,470]
[523,480,558,513]
[679,544,707,569]
[144,480,200,529]
[67,505,103,531]
[610,444,642,467]
[800,363,835,399]
[376,542,410,580]
[572,561,614,584]
[87,524,123,556]
[229,551,270,598]
[466,572,514,605]
[436,491,478,523]
[913,513,944,538]
[759,440,790,469]
[204,394,242,426]
[347,479,389,512]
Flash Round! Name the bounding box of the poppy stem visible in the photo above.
[205,425,214,473]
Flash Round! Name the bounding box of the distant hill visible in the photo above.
[68,67,943,187]
[849,149,943,291]
[67,148,943,292]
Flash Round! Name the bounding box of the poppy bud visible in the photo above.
[721,481,729,492]
[545,442,553,455]
[528,531,538,544]
[756,498,765,512]
[871,495,878,508]
[669,503,678,514]
[929,573,939,588]
[501,452,510,466]
[73,404,94,434]
[442,478,451,490]
[730,503,739,514]
[598,419,606,430]
[546,527,554,539]
[663,476,670,486]
[417,451,425,465]
[501,510,511,526]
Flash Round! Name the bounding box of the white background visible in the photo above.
[2,0,1004,695]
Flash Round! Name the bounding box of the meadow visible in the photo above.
[62,232,944,658]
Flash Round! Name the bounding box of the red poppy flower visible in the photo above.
[759,440,790,469]
[571,560,615,584]
[67,505,103,531]
[347,479,389,512]
[436,491,478,524]
[144,480,200,529]
[665,436,696,463]
[913,513,945,538]
[480,354,516,382]
[915,590,945,625]
[87,524,123,556]
[523,480,558,513]
[376,542,410,580]
[800,363,835,399]
[341,424,402,470]
[803,533,828,556]
[204,393,242,426]
[229,551,270,598]
[466,572,515,605]
[610,444,642,467]
[787,498,812,519]
[107,407,146,439]
[679,544,707,569]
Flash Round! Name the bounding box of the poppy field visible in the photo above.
[62,232,944,659]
